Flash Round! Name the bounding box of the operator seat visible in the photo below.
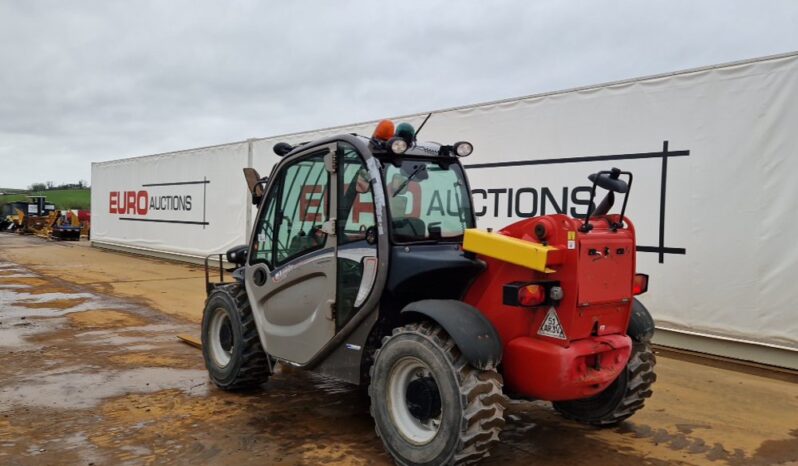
[390,196,425,239]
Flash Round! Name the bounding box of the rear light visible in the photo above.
[503,281,562,307]
[633,273,649,295]
[518,284,546,306]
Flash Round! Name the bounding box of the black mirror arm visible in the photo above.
[614,171,634,231]
[580,181,599,232]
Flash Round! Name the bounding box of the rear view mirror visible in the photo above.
[581,167,633,232]
[588,171,628,193]
[243,168,267,205]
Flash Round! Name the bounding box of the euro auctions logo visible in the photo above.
[108,179,209,227]
[109,191,193,215]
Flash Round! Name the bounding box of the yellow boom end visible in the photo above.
[463,229,557,273]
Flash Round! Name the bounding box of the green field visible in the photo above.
[0,189,91,210]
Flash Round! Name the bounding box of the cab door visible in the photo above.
[246,143,338,364]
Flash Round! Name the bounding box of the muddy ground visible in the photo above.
[0,234,796,466]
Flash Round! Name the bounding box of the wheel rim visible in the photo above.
[387,356,442,445]
[208,307,234,367]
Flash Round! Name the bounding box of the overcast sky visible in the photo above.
[1,1,796,188]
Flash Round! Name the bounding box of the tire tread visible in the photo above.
[369,321,505,465]
[554,343,656,426]
[203,284,270,390]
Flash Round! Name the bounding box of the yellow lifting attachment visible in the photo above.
[462,229,557,273]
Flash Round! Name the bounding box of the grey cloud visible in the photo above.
[1,0,796,187]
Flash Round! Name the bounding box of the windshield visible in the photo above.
[385,159,474,243]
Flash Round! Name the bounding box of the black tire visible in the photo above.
[369,321,505,465]
[553,342,656,426]
[201,284,271,390]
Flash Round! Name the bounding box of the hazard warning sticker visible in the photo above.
[538,307,567,340]
[567,231,576,250]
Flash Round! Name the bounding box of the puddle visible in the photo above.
[125,344,160,351]
[0,366,208,411]
[0,263,189,358]
[119,445,153,456]
[0,290,96,305]
[74,325,184,348]
[0,317,67,348]
[0,288,133,321]
[61,432,106,465]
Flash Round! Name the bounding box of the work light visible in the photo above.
[453,141,473,157]
[388,137,408,155]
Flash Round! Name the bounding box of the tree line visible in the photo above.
[27,180,89,191]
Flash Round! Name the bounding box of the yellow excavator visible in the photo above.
[1,208,24,232]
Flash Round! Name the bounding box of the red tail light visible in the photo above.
[633,274,649,295]
[518,284,546,306]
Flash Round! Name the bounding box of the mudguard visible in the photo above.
[401,299,502,370]
[628,298,655,343]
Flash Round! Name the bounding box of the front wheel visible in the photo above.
[369,322,505,465]
[553,342,656,426]
[201,284,271,390]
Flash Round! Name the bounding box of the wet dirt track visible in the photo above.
[1,235,797,466]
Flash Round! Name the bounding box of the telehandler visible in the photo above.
[201,119,656,465]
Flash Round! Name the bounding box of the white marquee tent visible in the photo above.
[92,51,798,369]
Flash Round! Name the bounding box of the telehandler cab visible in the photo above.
[201,119,657,465]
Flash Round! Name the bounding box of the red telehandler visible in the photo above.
[201,120,656,464]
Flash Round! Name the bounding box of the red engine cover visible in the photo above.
[463,214,637,400]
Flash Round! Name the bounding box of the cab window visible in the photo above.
[251,151,330,267]
[337,145,375,243]
[252,184,278,267]
[336,144,377,329]
[275,152,330,265]
[385,159,474,243]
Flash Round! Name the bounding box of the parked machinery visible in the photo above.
[49,210,82,241]
[201,120,656,464]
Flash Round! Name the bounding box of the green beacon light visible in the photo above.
[395,122,416,144]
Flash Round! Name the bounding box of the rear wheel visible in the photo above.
[201,284,271,390]
[553,342,656,426]
[369,321,505,465]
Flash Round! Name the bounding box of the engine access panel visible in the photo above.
[576,235,634,306]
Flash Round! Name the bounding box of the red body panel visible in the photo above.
[463,214,638,401]
[503,334,632,400]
